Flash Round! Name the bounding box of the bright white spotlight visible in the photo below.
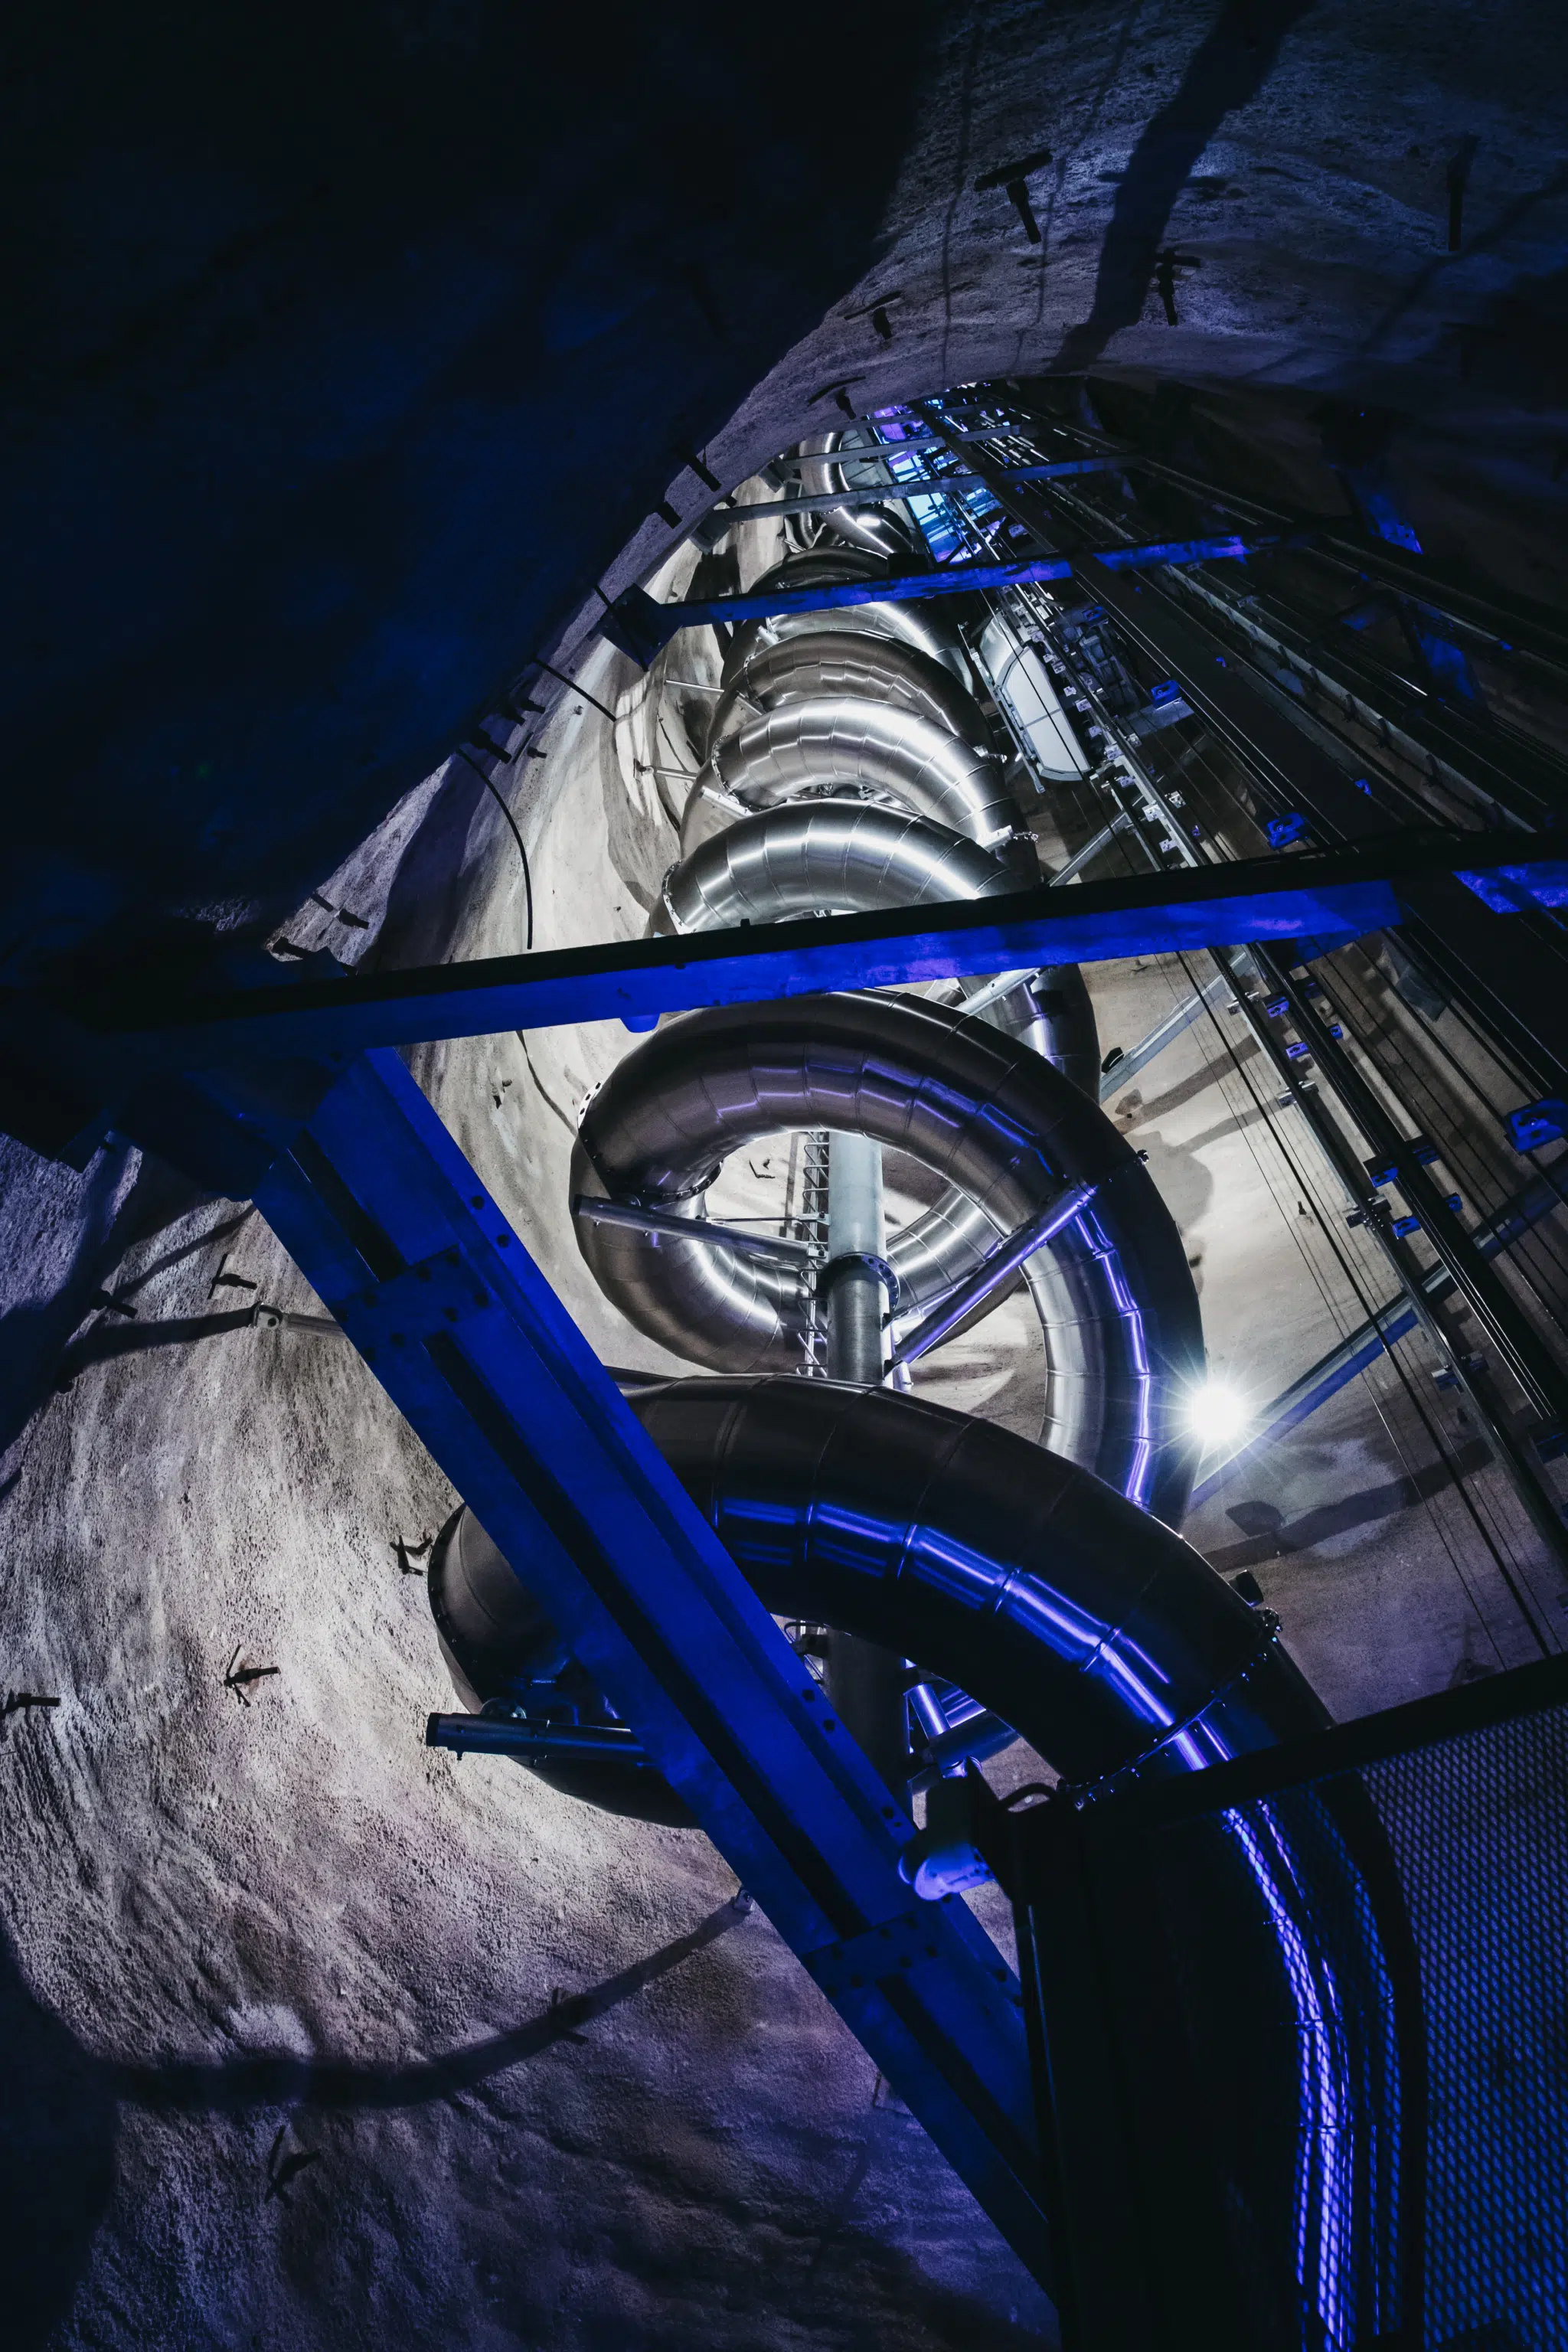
[1184,1376,1251,1449]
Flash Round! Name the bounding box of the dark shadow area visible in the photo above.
[1053,0,1321,373]
[53,1306,258,1388]
[0,4,925,991]
[1207,1439,1494,1570]
[0,1895,752,2347]
[1129,1127,1216,1235]
[1364,163,1568,355]
[115,1894,752,2112]
[368,762,488,974]
[0,1919,118,2349]
[801,2225,1057,2350]
[109,1205,254,1306]
[1130,1037,1264,1127]
[0,1153,220,1472]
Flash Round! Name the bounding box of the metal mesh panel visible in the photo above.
[1126,1691,1568,2350]
[1367,1694,1568,2351]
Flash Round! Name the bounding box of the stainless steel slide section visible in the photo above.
[657,797,1016,935]
[720,547,970,683]
[433,1381,1393,2322]
[796,427,916,560]
[571,994,1204,1523]
[433,1377,1315,1789]
[681,696,1016,854]
[707,629,995,757]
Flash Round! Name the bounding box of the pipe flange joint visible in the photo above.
[817,1251,901,1315]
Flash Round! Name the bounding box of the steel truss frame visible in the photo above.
[0,834,1560,2288]
[5,414,1568,2293]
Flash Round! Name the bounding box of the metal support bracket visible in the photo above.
[803,1896,1021,2006]
[340,1246,495,1352]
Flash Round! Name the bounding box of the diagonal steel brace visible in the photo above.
[252,1047,1051,2283]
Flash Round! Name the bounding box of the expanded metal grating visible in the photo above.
[1367,1693,1568,2350]
[1138,1687,1568,2350]
[1019,1665,1568,2350]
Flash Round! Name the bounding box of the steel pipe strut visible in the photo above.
[890,1183,1099,1370]
[908,1710,1018,1792]
[572,1193,820,1269]
[824,1129,889,1383]
[646,802,1102,1368]
[570,992,1204,1524]
[1097,974,1233,1102]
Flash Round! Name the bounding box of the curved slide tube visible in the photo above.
[707,628,995,760]
[570,992,1203,1523]
[720,546,970,684]
[689,629,1101,1094]
[653,797,1100,1306]
[681,695,1017,856]
[795,426,916,560]
[433,1379,1406,2348]
[658,795,1015,935]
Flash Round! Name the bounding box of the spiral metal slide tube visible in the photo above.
[434,439,1402,2338]
[705,628,994,757]
[655,554,1104,1329]
[433,1383,1404,2347]
[657,795,1014,936]
[720,545,971,681]
[651,791,1102,1320]
[680,696,1018,856]
[570,991,1204,1524]
[795,426,917,560]
[681,617,1099,1075]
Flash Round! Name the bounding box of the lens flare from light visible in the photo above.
[1184,1377,1251,1449]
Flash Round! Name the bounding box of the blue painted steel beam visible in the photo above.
[252,1047,1050,2275]
[601,534,1289,665]
[70,838,1568,1069]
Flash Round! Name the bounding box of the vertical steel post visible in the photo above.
[822,1132,912,1803]
[824,1129,888,1383]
